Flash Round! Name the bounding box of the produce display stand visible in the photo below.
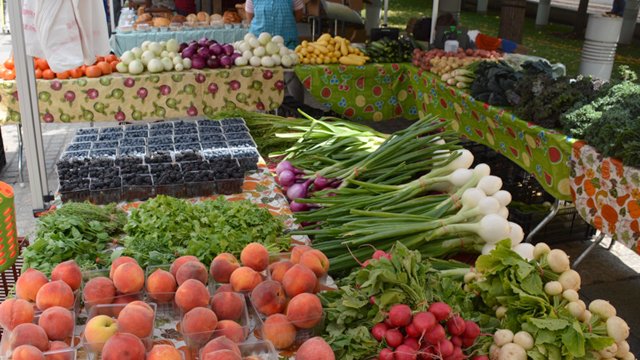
[109,27,248,56]
[0,67,285,124]
[295,63,574,202]
[570,141,640,261]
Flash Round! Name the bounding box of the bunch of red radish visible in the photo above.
[371,302,487,360]
[274,161,340,212]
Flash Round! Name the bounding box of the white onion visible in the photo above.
[478,175,503,195]
[498,207,509,219]
[478,197,501,215]
[461,188,486,208]
[258,32,272,45]
[508,223,525,246]
[481,244,496,255]
[493,190,512,207]
[450,168,474,187]
[120,51,135,65]
[473,163,491,177]
[513,243,533,260]
[478,214,510,244]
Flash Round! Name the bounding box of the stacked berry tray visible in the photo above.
[56,119,259,204]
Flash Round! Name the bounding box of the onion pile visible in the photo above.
[233,32,299,68]
[274,161,340,212]
[179,38,242,70]
[118,39,189,75]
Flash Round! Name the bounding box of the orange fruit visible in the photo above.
[3,57,14,70]
[35,68,43,79]
[56,71,71,79]
[85,65,102,78]
[70,68,83,78]
[42,69,55,80]
[35,58,49,71]
[96,61,111,75]
[105,54,118,63]
[110,61,119,72]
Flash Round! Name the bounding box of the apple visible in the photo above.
[84,315,118,352]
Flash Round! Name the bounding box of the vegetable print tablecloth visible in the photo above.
[570,142,640,252]
[295,63,573,201]
[110,28,248,56]
[0,67,285,124]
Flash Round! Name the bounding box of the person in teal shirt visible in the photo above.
[245,0,304,49]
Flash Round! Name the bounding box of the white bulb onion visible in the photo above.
[478,175,503,196]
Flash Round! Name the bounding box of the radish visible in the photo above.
[403,337,420,351]
[437,339,454,357]
[385,329,404,348]
[498,343,526,360]
[428,302,451,322]
[379,348,394,360]
[493,329,514,346]
[463,320,481,340]
[589,299,616,319]
[425,324,446,344]
[495,306,507,319]
[472,356,489,360]
[513,331,534,350]
[446,347,465,360]
[544,281,563,296]
[450,335,462,347]
[405,323,421,338]
[547,249,570,273]
[412,312,437,334]
[461,336,475,348]
[533,242,551,260]
[446,315,466,336]
[606,316,630,342]
[388,304,413,327]
[372,249,389,260]
[394,345,417,360]
[558,269,581,291]
[371,322,388,342]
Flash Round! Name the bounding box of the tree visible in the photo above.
[573,0,590,35]
[498,0,527,43]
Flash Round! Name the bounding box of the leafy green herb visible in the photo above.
[122,196,288,267]
[23,202,126,275]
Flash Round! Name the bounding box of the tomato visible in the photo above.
[96,61,111,75]
[105,54,118,63]
[110,61,119,72]
[35,68,43,79]
[6,70,15,80]
[42,69,55,79]
[95,56,105,64]
[3,57,14,70]
[70,68,83,78]
[56,71,71,79]
[85,65,102,78]
[35,58,50,71]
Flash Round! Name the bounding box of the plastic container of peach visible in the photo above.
[199,340,278,360]
[82,302,158,358]
[178,291,252,351]
[80,269,144,316]
[144,264,180,320]
[0,308,79,359]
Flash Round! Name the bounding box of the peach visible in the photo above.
[117,301,155,338]
[210,292,243,322]
[83,276,116,307]
[240,243,269,272]
[229,267,262,292]
[181,307,218,346]
[50,260,82,291]
[214,320,245,343]
[286,293,323,329]
[296,337,335,360]
[101,333,146,360]
[262,314,296,350]
[203,350,242,360]
[147,344,182,360]
[268,260,293,283]
[109,256,138,279]
[201,337,241,358]
[83,315,118,352]
[250,280,286,316]
[175,279,209,313]
[112,262,144,294]
[290,245,312,264]
[111,294,141,317]
[215,284,233,294]
[0,298,35,330]
[46,341,73,360]
[9,323,49,351]
[176,261,208,286]
[282,264,316,298]
[16,268,48,302]
[38,306,74,341]
[210,253,240,283]
[146,269,177,303]
[299,250,330,277]
[170,255,199,277]
[35,281,74,311]
[12,345,44,360]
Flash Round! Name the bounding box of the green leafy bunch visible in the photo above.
[23,202,126,275]
[122,195,287,267]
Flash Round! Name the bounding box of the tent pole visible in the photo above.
[430,0,439,44]
[7,0,51,212]
[110,0,116,32]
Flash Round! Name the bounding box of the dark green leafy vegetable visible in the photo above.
[364,36,415,63]
[122,195,288,267]
[23,202,126,275]
[471,61,523,106]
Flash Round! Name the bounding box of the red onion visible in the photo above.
[179,42,188,52]
[191,56,206,69]
[278,170,296,187]
[207,56,220,69]
[210,43,223,56]
[289,201,308,212]
[197,37,209,47]
[181,46,196,59]
[313,176,330,190]
[222,44,235,56]
[276,161,294,175]
[219,56,233,68]
[231,52,242,61]
[287,179,312,201]
[197,46,211,58]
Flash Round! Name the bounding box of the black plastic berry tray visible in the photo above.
[197,119,221,127]
[73,135,98,143]
[77,128,99,136]
[198,126,223,134]
[66,142,92,152]
[93,141,119,149]
[122,174,154,201]
[124,131,148,139]
[124,124,148,132]
[150,128,174,137]
[216,178,244,195]
[100,127,123,134]
[219,118,246,126]
[222,124,249,133]
[98,133,124,141]
[145,151,172,164]
[174,150,203,162]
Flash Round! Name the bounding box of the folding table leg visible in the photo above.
[524,199,560,243]
[573,232,606,267]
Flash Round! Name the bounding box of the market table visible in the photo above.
[570,141,640,257]
[109,28,248,56]
[295,63,574,202]
[0,67,285,124]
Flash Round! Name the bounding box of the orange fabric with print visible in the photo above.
[474,33,502,51]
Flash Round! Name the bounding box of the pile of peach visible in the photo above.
[0,260,81,359]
